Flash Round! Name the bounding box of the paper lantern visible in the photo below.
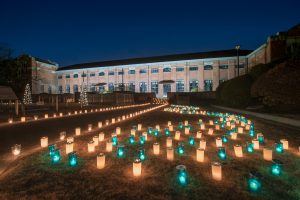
[271,159,283,176]
[74,111,78,114]
[211,162,222,181]
[263,148,272,161]
[44,114,48,119]
[226,121,231,127]
[99,132,105,141]
[199,139,206,150]
[208,128,213,135]
[93,136,99,146]
[177,143,185,155]
[67,137,74,143]
[105,120,109,125]
[168,121,172,126]
[249,129,255,137]
[234,144,243,157]
[176,165,188,185]
[112,135,118,146]
[155,125,160,131]
[164,128,170,136]
[148,127,153,134]
[221,135,228,143]
[245,124,250,130]
[175,131,181,140]
[188,136,195,146]
[40,137,48,148]
[48,144,56,156]
[68,112,71,116]
[215,124,220,130]
[138,124,142,131]
[139,135,146,145]
[8,118,13,123]
[34,115,38,120]
[98,121,102,128]
[88,141,95,152]
[252,139,259,149]
[142,132,148,141]
[60,131,66,141]
[153,142,160,155]
[129,135,135,144]
[231,132,237,140]
[66,142,73,154]
[68,152,77,167]
[169,125,174,131]
[167,147,174,161]
[178,122,184,129]
[88,124,92,131]
[246,142,254,153]
[280,139,289,150]
[133,158,142,177]
[116,127,121,135]
[84,109,87,113]
[216,137,222,147]
[217,147,226,160]
[166,137,173,148]
[196,131,202,139]
[230,124,236,129]
[106,141,113,152]
[122,115,125,120]
[258,134,264,145]
[184,127,190,135]
[248,171,262,192]
[275,142,284,153]
[97,153,106,169]
[51,149,61,164]
[209,120,213,125]
[238,127,243,134]
[11,144,21,156]
[196,148,205,162]
[59,112,63,117]
[21,117,26,122]
[75,127,81,136]
[131,129,136,136]
[117,145,125,157]
[111,118,115,124]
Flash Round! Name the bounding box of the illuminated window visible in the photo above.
[140,82,147,93]
[189,80,198,91]
[151,81,158,94]
[176,80,185,92]
[204,80,213,91]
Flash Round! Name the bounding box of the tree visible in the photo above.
[23,83,32,104]
[79,84,88,107]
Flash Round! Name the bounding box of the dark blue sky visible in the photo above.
[1,0,299,67]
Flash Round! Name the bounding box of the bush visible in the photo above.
[216,75,253,108]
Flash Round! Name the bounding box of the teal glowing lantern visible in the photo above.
[48,144,56,156]
[227,130,232,136]
[154,129,159,136]
[246,142,254,153]
[221,123,225,129]
[271,159,283,176]
[138,148,146,161]
[249,129,255,137]
[112,136,118,146]
[217,147,226,160]
[117,145,125,157]
[275,142,284,153]
[177,143,185,155]
[68,152,78,167]
[222,135,228,143]
[129,135,135,144]
[179,122,184,129]
[51,149,61,164]
[148,127,153,134]
[132,126,137,131]
[188,136,195,146]
[176,165,188,185]
[164,128,170,136]
[258,135,264,144]
[248,171,262,192]
[187,124,191,130]
[139,135,145,145]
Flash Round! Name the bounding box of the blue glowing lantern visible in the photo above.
[176,165,188,185]
[275,142,284,153]
[48,144,56,156]
[164,128,170,136]
[188,136,195,146]
[179,122,184,129]
[177,143,185,155]
[271,159,283,176]
[138,148,146,161]
[246,142,254,153]
[187,124,191,130]
[249,129,255,137]
[248,171,262,192]
[129,135,135,144]
[117,145,125,157]
[154,129,159,136]
[139,135,145,145]
[148,127,153,134]
[217,147,226,160]
[221,123,225,129]
[51,149,61,164]
[227,130,232,136]
[112,136,118,146]
[222,135,228,143]
[68,152,78,167]
[258,135,264,144]
[132,126,137,131]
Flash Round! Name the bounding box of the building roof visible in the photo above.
[33,57,57,66]
[58,49,252,71]
[0,86,18,100]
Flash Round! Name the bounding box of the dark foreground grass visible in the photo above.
[0,110,299,200]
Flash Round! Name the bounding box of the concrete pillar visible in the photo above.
[15,100,19,116]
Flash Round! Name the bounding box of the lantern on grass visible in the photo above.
[169,125,174,131]
[44,114,49,119]
[249,130,255,137]
[275,142,284,153]
[234,144,243,157]
[34,115,38,120]
[196,131,202,139]
[99,132,105,141]
[200,124,205,130]
[105,120,109,125]
[88,141,95,152]
[271,159,283,176]
[188,136,195,146]
[218,147,226,160]
[153,142,160,155]
[148,127,153,134]
[168,121,172,126]
[51,149,61,164]
[88,124,92,131]
[166,137,172,148]
[155,124,160,131]
[200,139,206,150]
[209,120,213,125]
[11,144,21,156]
[97,153,105,169]
[222,135,228,143]
[138,148,146,161]
[41,137,48,148]
[280,139,289,150]
[106,140,113,152]
[167,147,174,161]
[129,135,135,144]
[112,135,118,146]
[137,123,142,131]
[175,131,181,140]
[263,148,272,161]
[208,128,213,135]
[177,143,185,155]
[67,137,74,143]
[165,128,170,136]
[8,118,13,123]
[184,127,189,135]
[176,165,188,185]
[216,137,222,147]
[75,127,81,136]
[93,136,99,146]
[246,142,254,153]
[184,120,188,126]
[66,142,73,154]
[140,135,146,145]
[60,131,66,141]
[252,139,259,150]
[196,148,205,162]
[154,129,159,136]
[98,121,102,128]
[258,134,264,145]
[21,116,26,122]
[237,127,243,134]
[133,158,142,177]
[179,122,184,129]
[231,132,237,140]
[131,128,136,136]
[248,171,262,192]
[211,162,222,181]
[116,127,121,135]
[68,152,78,167]
[142,132,148,141]
[117,145,125,157]
[111,118,115,123]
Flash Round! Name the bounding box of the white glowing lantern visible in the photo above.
[60,131,66,141]
[98,121,102,128]
[200,124,205,130]
[211,162,222,181]
[245,124,250,130]
[226,121,231,127]
[230,124,236,129]
[75,127,81,136]
[196,148,205,162]
[106,141,113,152]
[11,144,21,156]
[280,139,289,150]
[184,120,188,126]
[231,132,237,140]
[105,120,109,125]
[209,120,213,125]
[74,111,78,115]
[208,128,213,135]
[199,119,203,123]
[252,139,259,149]
[184,127,190,135]
[155,125,160,131]
[169,125,174,131]
[130,129,136,136]
[59,112,63,117]
[97,153,105,169]
[44,114,49,119]
[66,142,73,154]
[34,115,38,120]
[238,127,244,134]
[133,158,142,177]
[68,112,71,116]
[88,141,95,152]
[175,131,181,140]
[142,132,148,141]
[116,127,121,135]
[88,124,92,131]
[130,114,133,118]
[122,115,126,120]
[196,131,202,139]
[168,121,172,126]
[166,137,172,148]
[21,117,26,122]
[84,109,87,113]
[166,147,174,161]
[98,132,105,141]
[153,142,160,155]
[93,136,99,146]
[67,137,74,143]
[199,139,206,150]
[263,148,273,161]
[111,118,115,124]
[216,137,222,147]
[40,137,48,147]
[234,144,243,157]
[79,110,82,114]
[215,124,220,130]
[138,124,142,131]
[8,118,13,123]
[241,121,245,127]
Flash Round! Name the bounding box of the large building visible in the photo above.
[32,24,300,98]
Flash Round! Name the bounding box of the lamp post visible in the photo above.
[235,45,240,77]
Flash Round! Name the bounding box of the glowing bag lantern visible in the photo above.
[138,148,146,161]
[166,137,173,148]
[231,132,237,140]
[196,148,205,162]
[167,147,174,161]
[93,136,99,146]
[88,124,92,131]
[60,131,66,141]
[196,131,202,139]
[280,139,289,150]
[99,132,105,141]
[168,121,172,126]
[184,127,189,135]
[246,142,254,153]
[184,120,188,126]
[41,136,48,148]
[175,131,181,140]
[199,139,206,150]
[142,132,148,141]
[216,137,222,147]
[263,148,273,161]
[116,127,121,135]
[153,142,160,155]
[117,145,125,157]
[252,139,259,150]
[139,135,146,145]
[68,152,78,167]
[211,161,222,181]
[129,135,135,144]
[97,153,105,169]
[271,159,283,176]
[217,147,226,160]
[51,149,61,164]
[188,136,195,146]
[106,141,113,152]
[248,171,262,192]
[98,121,102,128]
[66,142,73,154]
[67,137,74,143]
[164,128,170,136]
[75,127,81,136]
[88,140,95,152]
[234,144,243,157]
[200,124,205,130]
[176,165,188,185]
[133,158,142,177]
[222,135,228,143]
[138,123,142,131]
[169,125,174,131]
[177,143,185,155]
[11,144,21,156]
[275,142,284,153]
[155,124,160,131]
[208,128,213,135]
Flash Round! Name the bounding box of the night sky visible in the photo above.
[1,0,299,67]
